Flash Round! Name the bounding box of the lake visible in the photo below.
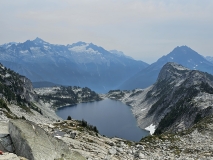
[56,98,149,141]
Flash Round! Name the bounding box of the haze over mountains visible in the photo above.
[0,38,148,93]
[0,38,213,92]
[119,46,213,90]
[206,56,213,64]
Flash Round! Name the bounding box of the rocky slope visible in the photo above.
[4,115,213,160]
[119,46,213,90]
[34,86,102,109]
[107,62,213,134]
[9,120,85,160]
[140,114,213,159]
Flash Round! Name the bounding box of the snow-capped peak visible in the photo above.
[0,42,18,49]
[109,50,125,56]
[109,50,133,59]
[68,42,101,55]
[32,37,49,45]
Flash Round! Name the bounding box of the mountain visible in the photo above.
[35,86,102,108]
[0,63,36,103]
[0,38,148,93]
[206,56,213,64]
[119,46,213,90]
[108,62,213,134]
[0,62,41,119]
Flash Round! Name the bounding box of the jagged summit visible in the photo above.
[32,37,47,44]
[67,41,87,47]
[157,62,189,81]
[119,45,213,90]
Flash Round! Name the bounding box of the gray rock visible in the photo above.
[109,141,115,146]
[139,152,145,159]
[9,120,86,160]
[0,152,20,160]
[70,132,77,139]
[117,147,124,153]
[127,149,132,154]
[0,134,14,152]
[108,148,117,155]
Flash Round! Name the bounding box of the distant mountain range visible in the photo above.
[0,38,148,93]
[1,39,212,92]
[119,46,213,90]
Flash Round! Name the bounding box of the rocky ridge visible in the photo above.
[34,86,102,109]
[119,46,213,90]
[107,62,213,134]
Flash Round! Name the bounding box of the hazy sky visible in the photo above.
[0,0,213,63]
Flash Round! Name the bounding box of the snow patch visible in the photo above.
[5,73,11,78]
[69,44,101,55]
[20,50,29,54]
[145,124,155,135]
[44,45,50,50]
[141,108,147,112]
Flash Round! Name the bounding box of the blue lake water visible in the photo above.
[56,98,149,141]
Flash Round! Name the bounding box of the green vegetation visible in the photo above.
[0,99,10,112]
[39,86,102,108]
[148,77,210,134]
[67,115,72,120]
[200,82,213,94]
[0,83,16,101]
[21,116,26,120]
[194,113,202,124]
[154,86,199,134]
[30,103,42,114]
[81,119,99,133]
[19,104,32,113]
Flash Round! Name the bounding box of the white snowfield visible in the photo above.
[145,124,156,135]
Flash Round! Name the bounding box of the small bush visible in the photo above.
[67,115,72,120]
[82,119,87,127]
[21,116,26,120]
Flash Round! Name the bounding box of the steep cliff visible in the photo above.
[107,62,213,134]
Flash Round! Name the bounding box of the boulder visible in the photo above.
[108,148,116,155]
[9,120,86,160]
[0,152,20,160]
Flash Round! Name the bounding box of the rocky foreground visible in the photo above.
[1,114,213,159]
